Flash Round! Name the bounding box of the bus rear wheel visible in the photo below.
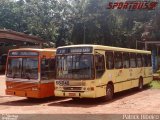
[138,78,143,90]
[104,84,114,101]
[27,97,38,100]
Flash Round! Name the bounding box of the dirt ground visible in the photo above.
[0,74,160,114]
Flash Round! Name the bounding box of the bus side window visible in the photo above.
[147,54,152,67]
[95,54,105,78]
[105,51,114,69]
[130,53,136,68]
[114,52,122,69]
[137,54,142,67]
[123,52,130,68]
[143,54,147,67]
[41,58,55,80]
[49,58,56,78]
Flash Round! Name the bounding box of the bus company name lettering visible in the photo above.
[106,1,158,10]
[2,114,18,120]
[123,114,160,120]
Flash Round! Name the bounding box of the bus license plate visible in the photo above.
[69,93,76,97]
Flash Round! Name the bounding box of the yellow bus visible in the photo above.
[55,45,152,100]
[5,48,56,99]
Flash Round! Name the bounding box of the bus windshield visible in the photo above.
[7,57,38,80]
[56,54,94,79]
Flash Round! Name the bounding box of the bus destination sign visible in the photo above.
[9,51,39,56]
[56,47,92,54]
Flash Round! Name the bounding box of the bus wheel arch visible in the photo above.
[105,81,114,100]
[138,76,143,90]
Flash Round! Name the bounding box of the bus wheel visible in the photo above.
[105,84,114,101]
[138,78,143,90]
[27,97,37,100]
[72,98,80,101]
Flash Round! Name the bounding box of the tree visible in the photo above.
[0,0,159,48]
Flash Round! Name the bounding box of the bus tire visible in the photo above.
[27,97,37,100]
[138,77,143,90]
[72,98,80,101]
[104,84,114,101]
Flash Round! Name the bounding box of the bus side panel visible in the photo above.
[117,69,132,91]
[111,69,132,92]
[131,68,141,88]
[95,84,106,98]
[6,81,40,98]
[144,67,153,85]
[23,82,55,98]
[131,67,152,87]
[39,82,55,98]
[6,81,55,98]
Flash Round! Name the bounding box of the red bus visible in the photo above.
[5,48,56,98]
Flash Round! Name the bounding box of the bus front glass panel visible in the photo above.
[7,58,38,80]
[56,54,94,79]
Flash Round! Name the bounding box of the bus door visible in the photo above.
[94,50,106,95]
[40,57,55,97]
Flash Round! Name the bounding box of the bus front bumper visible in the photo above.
[6,89,40,98]
[55,90,96,98]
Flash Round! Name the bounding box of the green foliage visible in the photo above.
[150,81,160,89]
[0,0,159,47]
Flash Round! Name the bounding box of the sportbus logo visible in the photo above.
[106,1,158,10]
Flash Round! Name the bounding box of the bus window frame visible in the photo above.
[56,54,95,80]
[6,51,40,81]
[147,54,152,67]
[123,52,130,68]
[40,57,56,80]
[130,53,137,68]
[114,52,123,69]
[105,51,114,69]
[95,54,105,78]
[136,53,143,67]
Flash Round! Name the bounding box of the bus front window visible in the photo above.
[7,58,22,78]
[22,58,38,79]
[7,58,38,79]
[56,55,94,79]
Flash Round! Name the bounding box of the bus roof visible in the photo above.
[9,48,56,52]
[58,44,151,54]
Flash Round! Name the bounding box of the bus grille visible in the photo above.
[63,87,82,91]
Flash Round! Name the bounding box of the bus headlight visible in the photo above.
[55,86,63,90]
[86,87,94,91]
[90,87,94,91]
[83,87,86,90]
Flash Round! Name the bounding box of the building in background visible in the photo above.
[136,40,160,73]
[0,29,50,72]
